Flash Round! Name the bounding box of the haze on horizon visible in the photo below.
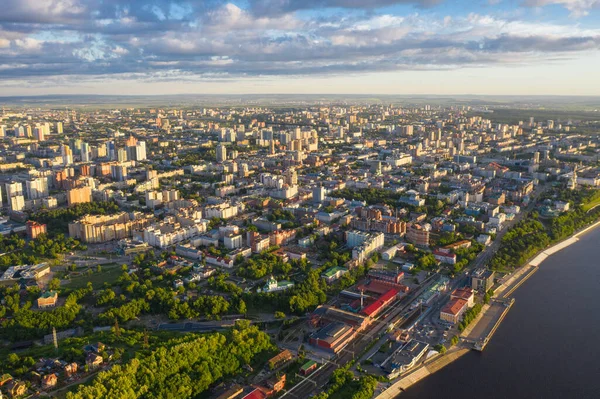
[1,0,600,96]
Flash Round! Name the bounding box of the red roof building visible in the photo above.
[360,289,398,317]
[440,298,468,324]
[451,287,475,308]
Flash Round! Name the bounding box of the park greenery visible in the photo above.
[330,188,402,206]
[66,321,274,399]
[490,188,600,271]
[237,252,298,280]
[0,284,93,341]
[488,219,549,271]
[0,232,86,270]
[314,369,378,399]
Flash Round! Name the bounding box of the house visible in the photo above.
[37,291,58,308]
[5,380,27,398]
[267,350,293,370]
[215,384,244,399]
[0,374,13,387]
[285,250,306,261]
[321,266,348,283]
[64,362,78,378]
[85,353,103,370]
[42,373,58,389]
[263,374,286,394]
[440,298,468,324]
[444,240,472,250]
[477,235,491,246]
[173,279,184,289]
[84,342,105,353]
[433,248,457,265]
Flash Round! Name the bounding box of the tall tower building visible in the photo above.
[81,142,91,162]
[284,168,298,186]
[34,126,45,141]
[135,141,147,161]
[5,181,24,199]
[26,177,49,200]
[216,144,227,162]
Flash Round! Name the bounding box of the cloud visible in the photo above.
[248,0,443,15]
[522,0,600,17]
[0,1,599,86]
[1,0,87,24]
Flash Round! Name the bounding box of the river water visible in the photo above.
[400,227,600,399]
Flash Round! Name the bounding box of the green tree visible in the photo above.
[48,277,61,291]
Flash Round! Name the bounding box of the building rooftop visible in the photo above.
[441,298,468,316]
[300,360,318,372]
[322,266,347,278]
[360,288,398,316]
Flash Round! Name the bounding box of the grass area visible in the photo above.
[65,265,123,289]
[582,197,600,212]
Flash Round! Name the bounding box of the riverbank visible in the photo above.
[374,348,470,399]
[373,217,600,398]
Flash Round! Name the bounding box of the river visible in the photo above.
[399,226,600,399]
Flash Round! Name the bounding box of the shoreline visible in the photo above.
[374,218,600,399]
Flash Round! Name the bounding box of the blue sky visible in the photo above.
[0,0,599,95]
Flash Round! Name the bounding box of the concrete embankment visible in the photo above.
[495,264,538,299]
[374,349,470,399]
[530,219,600,266]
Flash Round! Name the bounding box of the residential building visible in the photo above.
[67,186,92,206]
[37,291,58,308]
[406,224,430,247]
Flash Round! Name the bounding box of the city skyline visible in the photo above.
[1,0,600,96]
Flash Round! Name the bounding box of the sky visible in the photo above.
[0,0,600,96]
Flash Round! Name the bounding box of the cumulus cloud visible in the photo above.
[0,0,599,84]
[522,0,600,17]
[248,0,443,15]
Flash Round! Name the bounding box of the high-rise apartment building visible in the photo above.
[81,142,90,162]
[26,177,49,200]
[67,186,92,206]
[5,181,24,199]
[216,144,227,162]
